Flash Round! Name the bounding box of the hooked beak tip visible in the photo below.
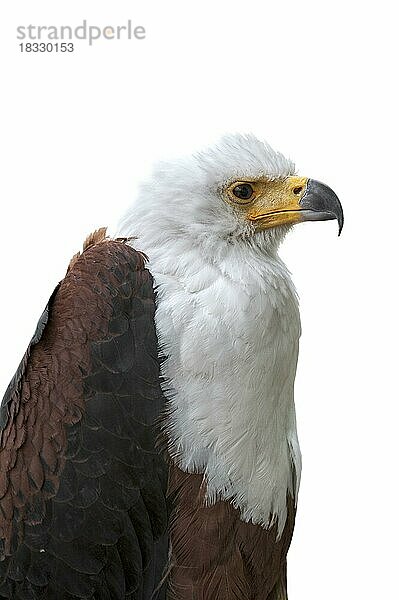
[300,179,344,237]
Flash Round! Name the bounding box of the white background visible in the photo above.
[0,1,398,598]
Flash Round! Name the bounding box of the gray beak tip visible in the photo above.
[300,179,344,238]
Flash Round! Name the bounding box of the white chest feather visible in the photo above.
[149,242,302,536]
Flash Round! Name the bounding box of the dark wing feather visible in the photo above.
[0,239,169,599]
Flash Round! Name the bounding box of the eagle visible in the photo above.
[0,134,343,600]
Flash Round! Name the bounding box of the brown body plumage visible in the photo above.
[167,466,295,600]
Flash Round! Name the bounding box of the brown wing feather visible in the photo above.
[0,235,169,599]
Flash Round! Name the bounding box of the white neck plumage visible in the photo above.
[130,229,302,537]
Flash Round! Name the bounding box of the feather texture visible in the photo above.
[167,465,295,600]
[116,134,302,535]
[0,237,169,599]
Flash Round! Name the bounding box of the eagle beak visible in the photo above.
[300,179,344,235]
[247,176,344,235]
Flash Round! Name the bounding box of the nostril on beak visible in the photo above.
[293,187,303,195]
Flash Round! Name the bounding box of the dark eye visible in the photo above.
[232,183,254,201]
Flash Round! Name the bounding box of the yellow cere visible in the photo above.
[224,176,309,230]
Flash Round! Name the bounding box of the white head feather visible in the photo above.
[118,133,296,252]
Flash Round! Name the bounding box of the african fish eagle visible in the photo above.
[0,134,343,599]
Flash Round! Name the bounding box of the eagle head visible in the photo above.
[118,133,343,253]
